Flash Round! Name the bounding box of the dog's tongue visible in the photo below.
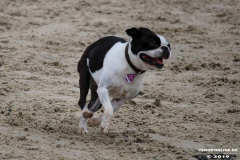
[153,58,163,64]
[142,55,163,64]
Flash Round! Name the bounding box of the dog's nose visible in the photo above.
[161,46,170,59]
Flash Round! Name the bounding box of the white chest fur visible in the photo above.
[108,73,145,100]
[87,42,145,100]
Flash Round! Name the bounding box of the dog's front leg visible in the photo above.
[88,99,125,127]
[97,87,113,134]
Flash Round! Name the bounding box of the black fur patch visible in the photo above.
[86,36,126,73]
[126,27,161,55]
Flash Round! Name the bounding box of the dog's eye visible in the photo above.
[149,41,159,47]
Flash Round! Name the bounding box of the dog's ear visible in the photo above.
[126,27,142,38]
[138,27,154,34]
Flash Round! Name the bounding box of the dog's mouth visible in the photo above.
[140,54,164,69]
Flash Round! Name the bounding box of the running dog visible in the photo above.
[77,27,171,134]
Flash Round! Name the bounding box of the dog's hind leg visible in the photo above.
[77,58,90,110]
[82,77,102,119]
[79,77,103,134]
[77,57,91,134]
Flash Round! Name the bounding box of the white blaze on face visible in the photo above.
[138,48,162,58]
[158,35,168,46]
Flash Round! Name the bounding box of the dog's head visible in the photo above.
[126,27,171,70]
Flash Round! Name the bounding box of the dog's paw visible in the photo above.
[78,125,89,134]
[100,118,112,134]
[83,110,94,119]
[78,116,89,134]
[88,117,102,127]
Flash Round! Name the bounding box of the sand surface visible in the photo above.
[0,0,240,159]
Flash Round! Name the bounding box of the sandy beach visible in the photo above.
[0,0,239,159]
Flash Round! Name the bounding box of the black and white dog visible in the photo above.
[77,27,171,134]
